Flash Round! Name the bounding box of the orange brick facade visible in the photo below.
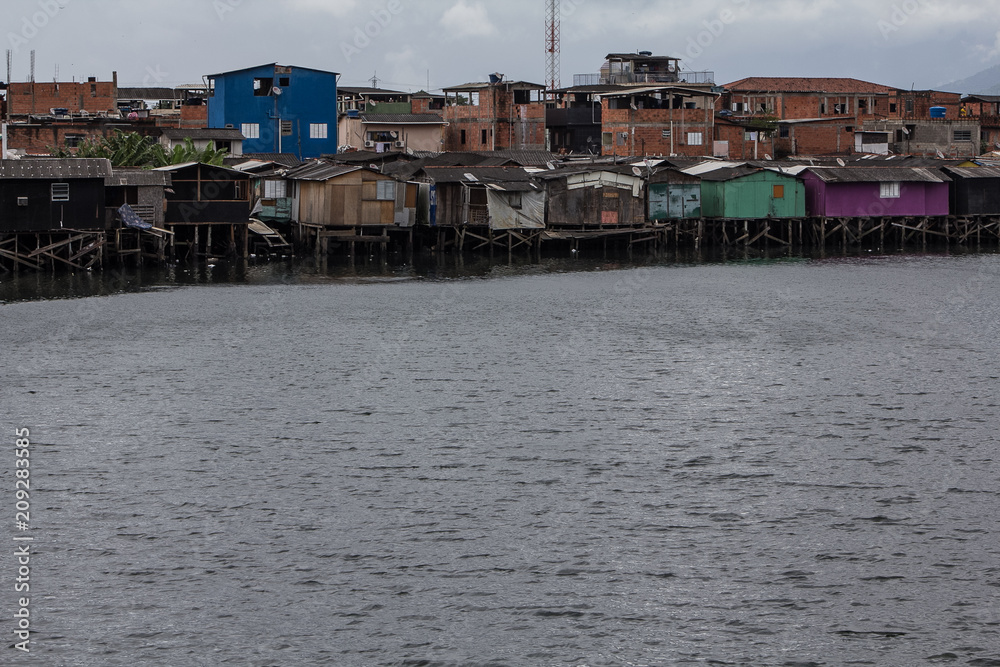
[8,75,118,115]
[601,106,716,157]
[442,86,546,151]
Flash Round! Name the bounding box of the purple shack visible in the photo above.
[802,167,951,218]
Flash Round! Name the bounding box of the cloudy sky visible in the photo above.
[4,0,1000,92]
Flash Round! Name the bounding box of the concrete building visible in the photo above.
[207,63,338,159]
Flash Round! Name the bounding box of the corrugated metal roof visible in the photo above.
[161,128,246,140]
[284,161,362,181]
[600,85,718,98]
[241,153,302,167]
[118,87,182,99]
[805,167,951,183]
[0,158,112,179]
[941,166,1000,179]
[420,166,535,184]
[338,86,409,96]
[681,160,748,176]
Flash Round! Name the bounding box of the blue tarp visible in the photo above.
[119,203,152,230]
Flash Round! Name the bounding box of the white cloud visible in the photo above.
[440,0,497,39]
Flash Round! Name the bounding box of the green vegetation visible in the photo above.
[50,130,228,167]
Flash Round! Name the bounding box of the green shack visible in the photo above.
[698,166,805,219]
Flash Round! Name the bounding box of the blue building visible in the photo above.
[207,63,339,159]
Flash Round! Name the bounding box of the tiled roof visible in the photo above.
[360,113,447,125]
[725,77,898,94]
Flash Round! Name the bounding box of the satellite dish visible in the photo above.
[271,86,283,96]
[632,166,643,177]
[369,164,378,170]
[837,158,846,167]
[936,150,945,159]
[546,161,556,170]
[764,154,773,161]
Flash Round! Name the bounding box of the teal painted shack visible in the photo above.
[648,168,702,220]
[698,167,805,219]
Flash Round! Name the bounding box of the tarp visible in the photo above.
[118,203,152,230]
[486,189,546,230]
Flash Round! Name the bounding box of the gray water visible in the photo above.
[2,253,1000,666]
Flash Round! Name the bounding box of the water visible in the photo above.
[2,252,1000,666]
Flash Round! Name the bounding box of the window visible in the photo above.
[732,102,744,112]
[905,99,914,113]
[880,182,900,199]
[376,180,396,201]
[602,132,613,148]
[661,129,671,139]
[779,125,790,138]
[279,77,290,87]
[773,185,785,199]
[470,92,480,106]
[264,180,287,199]
[253,77,274,96]
[235,181,248,200]
[65,134,85,148]
[954,129,973,142]
[241,123,260,139]
[687,132,703,146]
[890,103,898,113]
[51,183,70,202]
[509,192,523,209]
[481,129,488,144]
[281,121,293,137]
[309,123,328,139]
[460,129,467,145]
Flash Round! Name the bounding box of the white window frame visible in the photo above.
[241,123,260,139]
[264,179,287,199]
[376,180,396,201]
[880,182,901,199]
[309,123,328,139]
[687,132,704,146]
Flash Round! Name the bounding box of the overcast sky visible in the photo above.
[4,0,1000,93]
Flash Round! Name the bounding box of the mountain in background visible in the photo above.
[939,64,1000,95]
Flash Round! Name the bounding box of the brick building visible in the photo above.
[599,85,721,157]
[7,73,119,116]
[723,77,898,121]
[441,79,546,152]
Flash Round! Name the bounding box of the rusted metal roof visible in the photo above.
[161,128,246,141]
[0,158,112,179]
[805,167,951,183]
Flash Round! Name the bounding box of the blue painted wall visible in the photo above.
[208,64,338,159]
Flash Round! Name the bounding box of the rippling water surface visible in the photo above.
[3,252,1000,666]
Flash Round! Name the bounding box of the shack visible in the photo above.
[0,158,112,233]
[537,166,645,227]
[154,162,252,258]
[648,167,703,220]
[105,168,170,228]
[941,166,1000,216]
[696,166,806,219]
[286,161,417,227]
[802,167,951,218]
[417,166,544,229]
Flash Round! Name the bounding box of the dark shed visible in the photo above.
[941,166,1000,216]
[154,162,251,224]
[0,158,112,232]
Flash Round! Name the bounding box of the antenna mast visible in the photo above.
[545,0,560,95]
